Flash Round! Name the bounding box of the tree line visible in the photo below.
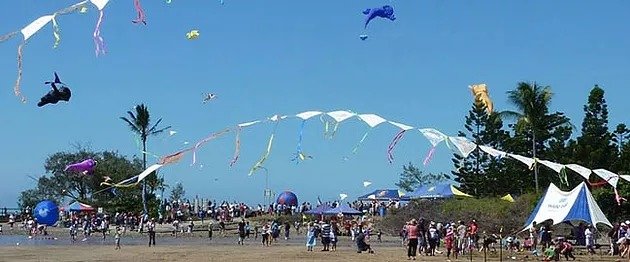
[398,82,629,221]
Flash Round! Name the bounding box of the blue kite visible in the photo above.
[363,5,396,29]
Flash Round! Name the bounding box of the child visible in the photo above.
[0,224,3,235]
[306,223,316,252]
[69,223,77,243]
[114,227,121,250]
[523,237,533,251]
[559,239,575,261]
[377,230,382,243]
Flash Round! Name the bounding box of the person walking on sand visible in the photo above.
[237,219,246,245]
[306,222,316,252]
[148,218,156,247]
[114,227,122,250]
[406,219,419,260]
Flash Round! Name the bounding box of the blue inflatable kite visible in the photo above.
[363,5,396,29]
[33,200,60,226]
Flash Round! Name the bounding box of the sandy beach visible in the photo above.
[0,231,623,262]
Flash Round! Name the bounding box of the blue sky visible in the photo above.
[1,0,629,208]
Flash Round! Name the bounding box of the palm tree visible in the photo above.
[500,82,554,193]
[120,104,171,214]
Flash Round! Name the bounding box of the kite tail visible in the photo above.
[93,9,106,56]
[191,128,231,166]
[52,17,61,48]
[132,0,147,24]
[614,187,627,206]
[351,131,370,155]
[15,43,26,103]
[293,120,306,163]
[229,128,241,167]
[387,130,406,164]
[249,122,279,176]
[423,146,437,166]
[362,9,371,15]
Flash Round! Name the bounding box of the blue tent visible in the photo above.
[357,189,409,201]
[304,204,332,215]
[406,183,473,199]
[521,182,612,231]
[323,204,363,216]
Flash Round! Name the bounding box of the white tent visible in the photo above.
[522,182,612,231]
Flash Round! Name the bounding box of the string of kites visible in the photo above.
[97,109,630,205]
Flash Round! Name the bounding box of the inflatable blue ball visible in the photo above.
[33,200,59,226]
[276,191,298,207]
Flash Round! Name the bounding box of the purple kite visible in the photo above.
[363,5,396,29]
[64,159,97,175]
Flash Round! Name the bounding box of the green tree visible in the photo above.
[573,86,616,171]
[120,104,171,215]
[501,82,573,192]
[170,182,186,201]
[17,148,150,212]
[396,162,451,192]
[452,99,511,196]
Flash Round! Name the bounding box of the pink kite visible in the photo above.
[64,159,97,175]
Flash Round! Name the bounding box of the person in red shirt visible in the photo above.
[468,219,479,249]
[559,239,575,260]
[445,226,456,260]
[406,219,419,260]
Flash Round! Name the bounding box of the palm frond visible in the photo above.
[498,110,523,121]
[120,117,141,134]
[148,118,163,133]
[151,126,172,136]
[126,111,138,125]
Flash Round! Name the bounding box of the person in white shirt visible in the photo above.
[585,224,595,255]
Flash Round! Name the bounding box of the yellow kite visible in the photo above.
[469,83,493,113]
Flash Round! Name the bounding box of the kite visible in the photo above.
[470,84,494,113]
[359,34,368,41]
[186,30,200,40]
[363,181,372,187]
[169,130,177,136]
[363,5,396,29]
[38,72,71,107]
[64,159,97,175]
[203,93,217,103]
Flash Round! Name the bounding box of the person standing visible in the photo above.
[208,221,213,240]
[321,220,332,251]
[406,219,419,260]
[284,221,291,240]
[114,227,122,250]
[237,219,246,245]
[306,222,317,252]
[147,218,156,247]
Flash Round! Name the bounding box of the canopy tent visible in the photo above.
[406,183,473,199]
[521,182,612,232]
[357,189,410,201]
[304,204,332,215]
[323,204,363,216]
[61,201,96,212]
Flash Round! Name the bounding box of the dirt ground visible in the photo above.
[0,244,625,262]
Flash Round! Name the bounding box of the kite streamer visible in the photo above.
[350,131,370,155]
[191,128,231,166]
[249,121,279,176]
[422,146,437,166]
[292,120,311,163]
[15,44,26,103]
[52,17,61,48]
[132,0,147,25]
[614,187,627,206]
[93,9,106,56]
[387,129,407,164]
[229,127,241,167]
